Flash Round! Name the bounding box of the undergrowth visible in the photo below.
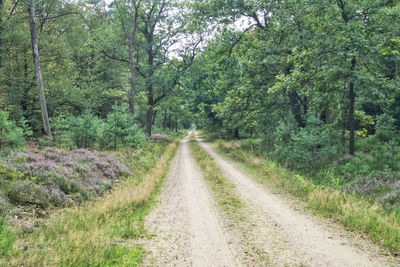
[213,137,400,254]
[0,140,179,266]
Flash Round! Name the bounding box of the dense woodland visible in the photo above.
[0,0,400,212]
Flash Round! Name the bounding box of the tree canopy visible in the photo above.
[0,0,399,157]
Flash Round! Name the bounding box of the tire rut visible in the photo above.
[142,135,238,266]
[196,133,398,267]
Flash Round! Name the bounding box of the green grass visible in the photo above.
[189,137,244,217]
[189,136,270,264]
[0,219,15,258]
[1,140,179,266]
[213,138,400,254]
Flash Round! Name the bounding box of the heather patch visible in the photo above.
[346,171,400,208]
[0,147,130,221]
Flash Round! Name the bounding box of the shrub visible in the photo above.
[241,139,258,153]
[274,116,338,173]
[52,106,147,150]
[0,147,131,220]
[71,111,102,149]
[6,181,50,208]
[51,115,75,148]
[370,139,400,171]
[125,124,147,148]
[375,114,398,143]
[103,104,147,149]
[346,170,400,208]
[0,193,8,216]
[0,111,26,152]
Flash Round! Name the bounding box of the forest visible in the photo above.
[0,0,400,265]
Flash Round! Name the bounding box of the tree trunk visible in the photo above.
[168,109,172,129]
[128,8,139,114]
[0,0,3,68]
[234,128,240,139]
[146,101,153,136]
[29,0,52,138]
[288,91,304,127]
[152,110,157,125]
[144,29,155,136]
[163,111,167,129]
[349,57,356,155]
[22,56,30,112]
[128,42,137,114]
[341,81,347,154]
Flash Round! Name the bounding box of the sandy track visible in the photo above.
[196,133,397,267]
[142,135,237,266]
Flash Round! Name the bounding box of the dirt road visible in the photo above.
[142,134,237,266]
[196,133,398,267]
[143,133,398,266]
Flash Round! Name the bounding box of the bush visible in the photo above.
[52,111,102,149]
[102,105,146,149]
[125,124,147,148]
[370,139,400,171]
[71,111,102,149]
[6,181,50,208]
[241,139,258,153]
[0,193,8,216]
[375,114,398,143]
[52,106,147,150]
[274,116,338,173]
[0,147,131,221]
[0,111,26,152]
[51,115,75,148]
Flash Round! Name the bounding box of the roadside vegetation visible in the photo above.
[204,133,400,254]
[0,139,179,266]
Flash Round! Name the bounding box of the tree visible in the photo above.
[28,0,52,138]
[115,0,141,114]
[0,0,3,68]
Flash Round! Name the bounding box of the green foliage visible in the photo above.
[6,181,50,208]
[274,116,338,173]
[71,111,102,149]
[375,114,398,143]
[0,112,26,152]
[52,106,147,150]
[0,138,177,266]
[102,105,147,150]
[370,140,400,171]
[51,115,75,148]
[0,219,15,258]
[52,112,101,149]
[215,138,400,253]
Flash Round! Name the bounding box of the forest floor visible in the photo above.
[142,132,399,266]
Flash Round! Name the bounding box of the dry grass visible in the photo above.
[214,139,400,254]
[2,142,178,266]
